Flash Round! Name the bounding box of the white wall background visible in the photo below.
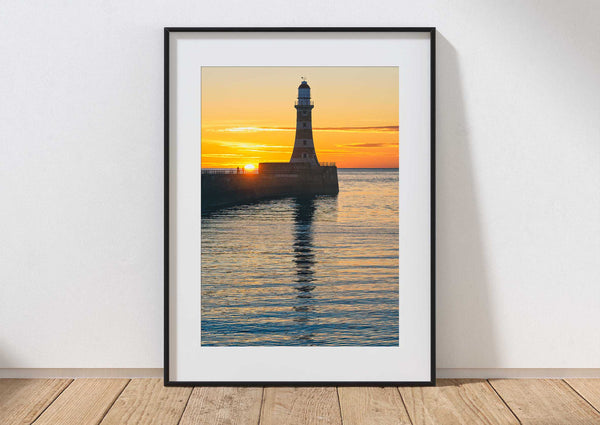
[1,0,599,376]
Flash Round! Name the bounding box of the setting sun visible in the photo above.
[244,164,256,171]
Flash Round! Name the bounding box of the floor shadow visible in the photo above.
[432,378,488,387]
[436,34,498,371]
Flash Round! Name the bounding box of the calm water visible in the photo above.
[201,169,399,346]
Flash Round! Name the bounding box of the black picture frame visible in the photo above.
[164,27,436,387]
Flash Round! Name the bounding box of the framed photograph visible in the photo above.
[165,27,435,385]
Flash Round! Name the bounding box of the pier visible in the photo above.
[201,164,339,210]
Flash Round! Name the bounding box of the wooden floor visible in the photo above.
[2,379,600,424]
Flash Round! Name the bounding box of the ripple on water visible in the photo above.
[201,169,399,346]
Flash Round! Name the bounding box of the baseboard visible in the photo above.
[1,368,600,379]
[437,368,600,379]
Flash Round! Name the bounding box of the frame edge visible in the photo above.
[163,26,437,387]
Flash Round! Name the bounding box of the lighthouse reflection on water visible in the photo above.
[291,197,317,344]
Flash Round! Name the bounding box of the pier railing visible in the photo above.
[202,164,336,175]
[202,169,237,175]
[202,169,260,175]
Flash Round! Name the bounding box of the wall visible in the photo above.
[1,0,598,376]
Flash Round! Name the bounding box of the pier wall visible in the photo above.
[202,166,338,210]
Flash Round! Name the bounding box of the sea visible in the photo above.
[200,168,399,346]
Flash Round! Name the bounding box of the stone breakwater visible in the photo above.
[201,164,339,210]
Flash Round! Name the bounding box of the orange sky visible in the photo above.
[201,67,399,168]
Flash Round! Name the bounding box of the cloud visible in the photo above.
[202,139,291,150]
[316,125,399,133]
[216,127,289,133]
[201,153,242,157]
[213,125,398,134]
[342,142,399,148]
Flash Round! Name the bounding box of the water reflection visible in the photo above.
[200,170,400,346]
[292,197,317,343]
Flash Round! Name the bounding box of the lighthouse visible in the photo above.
[290,80,319,165]
[243,79,337,206]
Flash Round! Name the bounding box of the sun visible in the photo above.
[244,164,256,171]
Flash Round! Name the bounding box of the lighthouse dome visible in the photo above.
[298,81,310,89]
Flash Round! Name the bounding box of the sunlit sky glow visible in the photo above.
[201,67,399,168]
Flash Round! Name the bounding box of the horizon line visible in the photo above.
[201,166,399,169]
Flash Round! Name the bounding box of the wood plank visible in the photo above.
[179,387,262,425]
[99,379,191,425]
[260,387,341,425]
[338,387,411,425]
[33,378,129,425]
[490,378,600,424]
[399,379,519,425]
[565,379,600,413]
[0,378,72,425]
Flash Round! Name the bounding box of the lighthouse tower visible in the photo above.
[290,80,319,165]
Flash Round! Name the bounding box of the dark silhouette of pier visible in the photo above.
[201,165,338,210]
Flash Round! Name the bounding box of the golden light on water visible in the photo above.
[200,171,399,345]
